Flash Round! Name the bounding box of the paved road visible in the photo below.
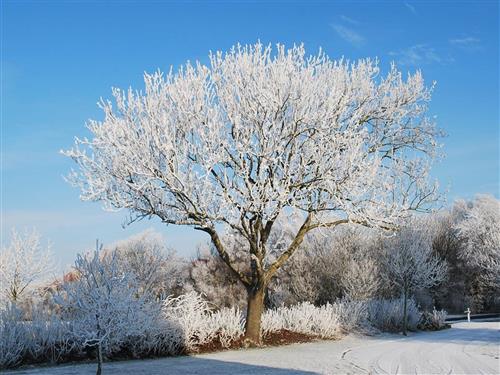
[7,321,499,374]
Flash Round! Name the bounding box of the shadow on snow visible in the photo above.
[5,356,318,375]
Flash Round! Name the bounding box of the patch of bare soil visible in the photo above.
[195,329,318,354]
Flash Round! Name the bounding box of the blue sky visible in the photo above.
[2,0,499,269]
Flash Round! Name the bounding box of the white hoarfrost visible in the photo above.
[2,287,434,370]
[262,302,341,338]
[55,250,158,364]
[341,258,380,301]
[64,43,439,230]
[0,303,76,369]
[209,307,245,348]
[162,292,216,351]
[0,305,26,368]
[162,292,244,351]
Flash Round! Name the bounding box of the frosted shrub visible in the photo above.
[419,307,448,331]
[126,306,181,357]
[262,302,341,339]
[0,303,77,369]
[208,307,244,348]
[0,304,26,369]
[432,308,447,326]
[367,298,420,332]
[162,292,215,351]
[25,307,76,364]
[162,292,245,350]
[331,298,369,333]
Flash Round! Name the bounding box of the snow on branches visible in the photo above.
[0,229,53,304]
[64,42,440,231]
[55,249,158,362]
[454,195,500,284]
[382,219,447,334]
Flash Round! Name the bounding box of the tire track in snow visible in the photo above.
[338,322,499,374]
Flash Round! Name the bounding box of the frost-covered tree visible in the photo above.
[342,258,380,300]
[383,220,447,335]
[64,42,441,344]
[111,229,186,298]
[190,244,248,309]
[0,229,53,304]
[455,195,500,287]
[56,245,157,375]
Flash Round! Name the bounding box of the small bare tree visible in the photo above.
[383,220,447,335]
[64,42,441,344]
[0,229,53,305]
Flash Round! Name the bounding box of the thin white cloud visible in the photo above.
[450,37,480,45]
[389,44,454,66]
[450,37,482,51]
[340,15,359,25]
[405,2,417,15]
[332,24,364,46]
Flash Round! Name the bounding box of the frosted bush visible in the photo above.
[25,308,76,364]
[162,292,244,350]
[0,303,78,369]
[208,307,244,348]
[366,298,421,332]
[0,304,26,369]
[162,292,215,351]
[262,302,341,338]
[127,308,181,357]
[432,308,447,326]
[419,307,448,330]
[331,298,369,333]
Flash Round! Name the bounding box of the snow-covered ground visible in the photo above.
[7,321,499,375]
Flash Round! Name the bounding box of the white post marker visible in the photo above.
[464,308,471,322]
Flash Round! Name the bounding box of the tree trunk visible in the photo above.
[96,313,103,375]
[402,289,408,336]
[96,342,102,375]
[244,286,266,346]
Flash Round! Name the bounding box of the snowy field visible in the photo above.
[6,321,499,375]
